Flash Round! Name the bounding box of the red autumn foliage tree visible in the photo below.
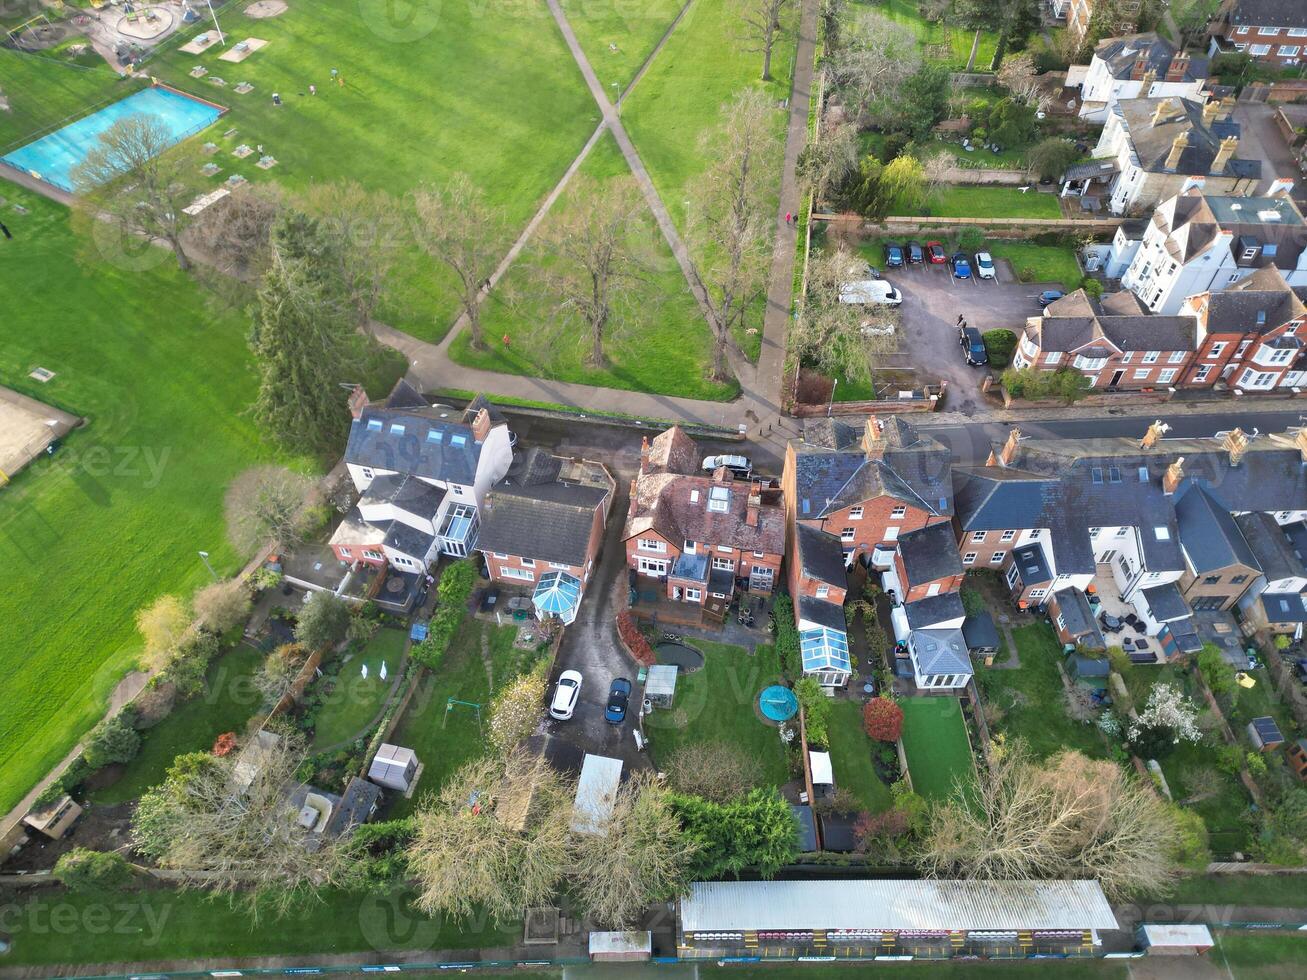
[212,732,238,757]
[862,697,904,742]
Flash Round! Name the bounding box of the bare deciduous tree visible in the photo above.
[408,752,574,923]
[190,183,286,278]
[191,579,253,636]
[224,465,316,556]
[71,114,202,270]
[131,732,343,915]
[412,174,503,350]
[664,742,762,804]
[797,118,859,205]
[254,643,310,707]
[534,175,652,368]
[689,89,781,381]
[298,181,405,332]
[573,772,694,927]
[791,244,896,390]
[734,0,789,81]
[917,745,1182,900]
[826,11,922,126]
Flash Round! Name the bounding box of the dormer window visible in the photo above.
[708,487,729,513]
[450,434,467,447]
[427,429,443,443]
[690,489,700,503]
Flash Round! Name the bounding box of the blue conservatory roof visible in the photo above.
[533,571,582,623]
[800,626,851,673]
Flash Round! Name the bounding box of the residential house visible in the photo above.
[1173,481,1262,610]
[790,524,855,688]
[1077,96,1261,214]
[1235,512,1307,633]
[1178,266,1307,390]
[1109,187,1307,314]
[624,426,785,612]
[882,521,970,689]
[477,447,614,603]
[1075,33,1210,123]
[1209,0,1307,65]
[783,415,955,571]
[1011,288,1198,389]
[1060,0,1142,48]
[332,383,514,572]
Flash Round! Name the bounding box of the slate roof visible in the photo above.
[624,471,786,557]
[346,382,496,486]
[1175,482,1259,573]
[709,567,735,595]
[903,591,965,629]
[1261,592,1307,624]
[962,612,1000,651]
[1224,0,1307,30]
[383,522,436,560]
[1094,32,1208,83]
[911,628,972,675]
[671,552,709,583]
[477,451,611,567]
[359,473,445,517]
[953,466,1096,575]
[798,594,848,632]
[1236,513,1306,583]
[800,417,864,451]
[1115,97,1260,180]
[1199,266,1307,334]
[796,523,848,588]
[898,521,964,585]
[1030,289,1197,353]
[1012,542,1053,586]
[1054,588,1100,639]
[1141,582,1191,622]
[1070,655,1111,678]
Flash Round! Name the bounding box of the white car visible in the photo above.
[974,251,996,280]
[702,454,752,478]
[549,669,583,720]
[839,280,902,306]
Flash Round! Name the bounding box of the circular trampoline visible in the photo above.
[758,685,798,722]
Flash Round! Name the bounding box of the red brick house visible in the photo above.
[476,447,615,600]
[1177,266,1307,391]
[623,426,785,610]
[1209,1,1307,66]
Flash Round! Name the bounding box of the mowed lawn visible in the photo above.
[311,627,409,750]
[448,132,733,401]
[899,696,973,801]
[865,0,1000,69]
[563,0,688,92]
[827,699,893,813]
[0,49,133,150]
[145,0,597,341]
[0,188,300,814]
[986,241,1085,290]
[91,644,266,805]
[930,186,1063,220]
[646,641,790,790]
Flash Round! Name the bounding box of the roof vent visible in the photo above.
[1230,202,1241,210]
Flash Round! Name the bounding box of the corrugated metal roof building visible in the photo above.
[678,879,1119,959]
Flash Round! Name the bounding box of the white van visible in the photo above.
[839,280,902,306]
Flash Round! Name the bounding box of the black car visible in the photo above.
[605,677,632,724]
[959,326,988,366]
[906,241,924,264]
[884,242,904,268]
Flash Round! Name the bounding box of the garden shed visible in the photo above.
[368,743,419,792]
[1248,716,1285,752]
[645,664,678,707]
[571,753,623,835]
[1137,923,1214,956]
[962,611,1000,662]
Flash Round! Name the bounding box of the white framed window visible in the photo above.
[890,505,907,519]
[1195,364,1211,382]
[1134,369,1150,380]
[1281,44,1302,56]
[1121,351,1133,364]
[338,547,352,558]
[712,557,735,571]
[815,585,830,599]
[1249,43,1272,55]
[991,552,1005,564]
[450,485,463,496]
[549,562,571,570]
[520,557,535,568]
[885,526,900,540]
[1290,28,1307,37]
[1116,528,1128,538]
[963,552,977,565]
[637,538,666,553]
[361,467,375,480]
[502,566,534,581]
[1000,529,1016,542]
[363,549,384,561]
[683,540,697,554]
[839,526,856,542]
[752,550,765,558]
[1045,351,1063,365]
[1258,26,1278,36]
[1056,613,1067,631]
[1142,351,1159,363]
[1158,369,1177,384]
[1208,343,1226,358]
[1168,350,1185,364]
[1236,26,1249,35]
[492,551,509,559]
[1029,588,1047,600]
[638,556,668,575]
[971,530,987,542]
[849,506,864,519]
[1006,564,1020,587]
[684,588,702,602]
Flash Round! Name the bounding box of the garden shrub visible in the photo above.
[1081,278,1103,299]
[795,677,830,748]
[54,848,133,892]
[863,697,904,742]
[981,329,1017,368]
[1001,367,1091,403]
[83,711,141,770]
[672,789,799,879]
[616,610,655,666]
[773,595,800,679]
[412,559,476,669]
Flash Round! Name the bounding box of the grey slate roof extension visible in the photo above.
[1012,542,1052,586]
[911,628,972,676]
[898,522,964,585]
[1174,482,1259,574]
[477,451,611,567]
[1094,32,1209,83]
[1054,588,1100,639]
[359,473,445,517]
[903,591,965,630]
[1261,592,1307,624]
[799,594,848,632]
[796,523,848,589]
[383,522,436,561]
[1236,513,1306,583]
[1141,582,1191,622]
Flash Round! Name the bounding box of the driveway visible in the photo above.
[878,259,1063,415]
[1231,102,1307,205]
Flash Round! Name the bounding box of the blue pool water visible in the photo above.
[1,87,223,192]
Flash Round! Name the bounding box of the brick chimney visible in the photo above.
[1165,53,1190,83]
[1130,58,1149,81]
[348,385,370,420]
[1140,419,1170,449]
[1295,427,1307,464]
[747,480,763,527]
[862,416,886,455]
[470,407,492,443]
[1202,99,1221,127]
[639,436,651,474]
[1139,67,1157,92]
[1163,456,1185,494]
[627,478,639,517]
[1165,131,1190,170]
[996,427,1023,468]
[1151,98,1175,127]
[1211,134,1239,174]
[1223,427,1249,467]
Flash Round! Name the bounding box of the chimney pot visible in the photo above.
[1211,134,1239,175]
[471,407,492,443]
[1140,419,1169,449]
[1165,131,1190,170]
[1165,54,1189,83]
[1163,456,1185,494]
[1151,98,1175,128]
[1223,427,1249,466]
[348,385,370,420]
[1130,58,1149,81]
[1295,427,1307,463]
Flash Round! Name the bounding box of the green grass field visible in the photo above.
[0,188,305,815]
[90,644,266,806]
[930,186,1063,219]
[448,132,733,401]
[1214,930,1307,979]
[865,0,1000,70]
[899,696,973,801]
[0,49,133,151]
[385,617,544,819]
[564,0,688,92]
[646,641,791,790]
[311,628,408,750]
[976,624,1109,760]
[1165,873,1307,908]
[987,241,1084,289]
[827,699,893,812]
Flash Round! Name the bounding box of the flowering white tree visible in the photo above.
[487,665,548,757]
[1129,683,1202,757]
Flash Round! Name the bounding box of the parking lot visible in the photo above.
[874,252,1067,414]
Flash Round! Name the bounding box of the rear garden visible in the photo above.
[899,696,973,801]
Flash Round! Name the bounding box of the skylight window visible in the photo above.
[690,489,700,503]
[1091,467,1103,484]
[367,419,383,431]
[450,434,467,447]
[708,486,730,513]
[1108,466,1122,483]
[389,423,406,435]
[1138,467,1149,482]
[801,499,811,515]
[1154,527,1170,540]
[427,430,443,443]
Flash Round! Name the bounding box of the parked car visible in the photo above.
[974,251,996,280]
[605,677,632,724]
[549,669,583,720]
[839,280,902,306]
[884,243,904,268]
[950,252,971,279]
[1038,290,1065,307]
[906,241,924,264]
[927,241,946,264]
[702,454,752,478]
[959,325,988,366]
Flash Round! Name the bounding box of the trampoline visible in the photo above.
[758,685,798,722]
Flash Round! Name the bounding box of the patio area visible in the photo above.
[1087,569,1162,662]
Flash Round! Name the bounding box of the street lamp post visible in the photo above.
[827,378,839,416]
[198,550,218,581]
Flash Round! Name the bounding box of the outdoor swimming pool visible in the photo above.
[1,86,223,192]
